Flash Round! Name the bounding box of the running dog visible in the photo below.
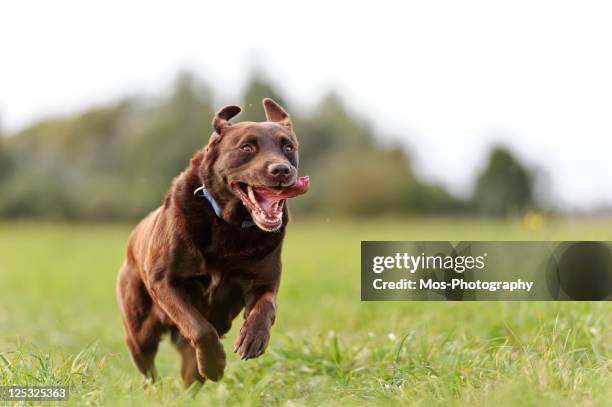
[116,98,309,387]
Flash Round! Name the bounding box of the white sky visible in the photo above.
[1,1,611,209]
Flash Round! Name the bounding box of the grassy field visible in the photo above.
[0,218,611,406]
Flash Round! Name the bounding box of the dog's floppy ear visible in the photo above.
[212,105,241,135]
[263,98,292,130]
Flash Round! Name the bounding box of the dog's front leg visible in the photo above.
[149,277,226,381]
[234,289,277,360]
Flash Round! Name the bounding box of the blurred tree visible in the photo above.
[472,147,535,217]
[289,93,413,216]
[125,72,215,216]
[240,73,287,122]
[0,120,11,182]
[0,103,132,219]
[404,181,468,214]
[294,92,374,173]
[296,148,414,216]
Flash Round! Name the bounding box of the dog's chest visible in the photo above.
[203,223,284,262]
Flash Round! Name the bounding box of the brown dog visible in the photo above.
[116,98,309,387]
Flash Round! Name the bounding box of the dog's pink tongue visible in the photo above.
[252,176,310,214]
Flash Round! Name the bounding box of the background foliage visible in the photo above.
[0,72,537,220]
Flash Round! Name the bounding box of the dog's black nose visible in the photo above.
[268,162,295,183]
[269,163,291,176]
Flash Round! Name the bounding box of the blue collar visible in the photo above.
[194,185,256,229]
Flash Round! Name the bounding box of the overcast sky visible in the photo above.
[1,1,611,209]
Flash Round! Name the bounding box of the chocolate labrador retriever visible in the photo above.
[116,98,309,387]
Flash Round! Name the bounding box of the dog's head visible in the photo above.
[201,98,310,232]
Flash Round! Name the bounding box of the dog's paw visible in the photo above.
[195,340,226,382]
[234,321,270,360]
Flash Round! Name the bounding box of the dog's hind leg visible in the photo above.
[171,328,206,389]
[117,261,164,384]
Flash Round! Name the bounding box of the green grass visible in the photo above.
[0,217,611,406]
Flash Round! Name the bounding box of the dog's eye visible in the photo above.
[283,144,295,153]
[240,143,254,153]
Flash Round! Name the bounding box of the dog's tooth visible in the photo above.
[247,185,256,203]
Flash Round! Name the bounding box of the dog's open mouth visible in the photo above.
[231,176,310,232]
